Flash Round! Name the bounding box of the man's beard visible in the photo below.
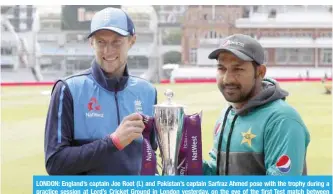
[218,78,257,103]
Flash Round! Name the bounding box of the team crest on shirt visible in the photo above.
[134,99,143,113]
[241,128,256,147]
[276,155,291,173]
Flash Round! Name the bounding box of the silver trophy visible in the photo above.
[154,89,185,175]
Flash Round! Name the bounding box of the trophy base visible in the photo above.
[162,166,177,176]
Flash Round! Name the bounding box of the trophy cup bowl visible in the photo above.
[154,89,185,175]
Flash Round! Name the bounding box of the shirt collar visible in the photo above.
[91,59,129,92]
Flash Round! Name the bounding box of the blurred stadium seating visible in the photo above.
[1,5,332,84]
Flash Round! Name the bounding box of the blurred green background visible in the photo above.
[1,82,332,193]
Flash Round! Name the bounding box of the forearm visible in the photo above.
[46,137,118,175]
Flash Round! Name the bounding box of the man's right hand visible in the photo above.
[110,113,145,149]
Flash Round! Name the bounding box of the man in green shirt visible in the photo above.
[203,34,310,175]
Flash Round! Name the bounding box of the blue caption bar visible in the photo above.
[33,176,332,194]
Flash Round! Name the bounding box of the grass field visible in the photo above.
[1,82,332,193]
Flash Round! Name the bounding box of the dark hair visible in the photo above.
[252,61,260,67]
[252,61,260,78]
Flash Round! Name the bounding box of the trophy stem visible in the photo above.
[161,132,177,176]
[168,130,171,167]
